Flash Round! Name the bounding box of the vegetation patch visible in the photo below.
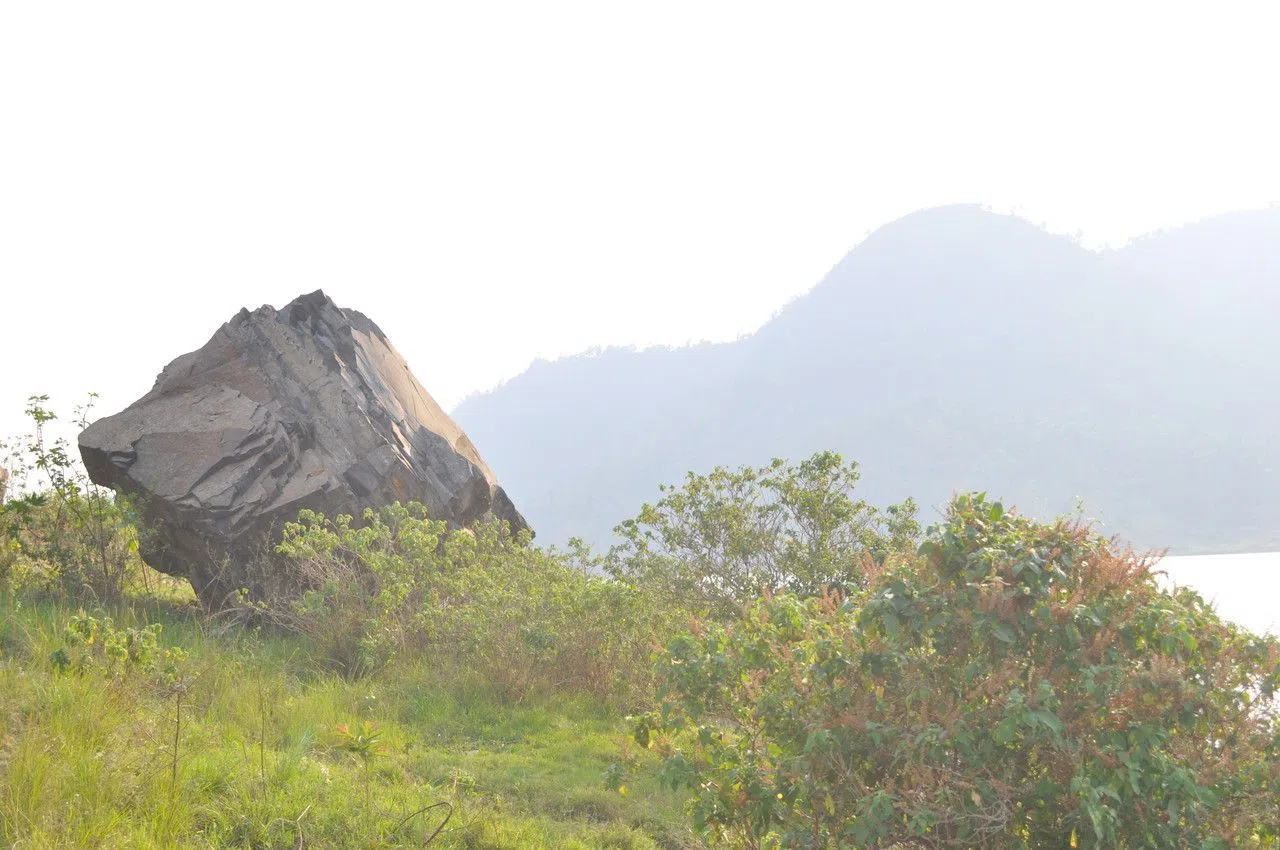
[3,396,1278,847]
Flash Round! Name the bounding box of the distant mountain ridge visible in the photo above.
[454,205,1280,554]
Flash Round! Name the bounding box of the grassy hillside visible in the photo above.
[0,591,696,849]
[3,399,1278,847]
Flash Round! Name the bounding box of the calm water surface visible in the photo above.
[1158,552,1280,636]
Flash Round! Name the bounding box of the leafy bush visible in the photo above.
[607,451,920,620]
[274,502,682,704]
[0,395,145,600]
[49,609,188,683]
[637,494,1280,848]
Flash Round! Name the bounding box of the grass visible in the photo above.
[0,592,699,849]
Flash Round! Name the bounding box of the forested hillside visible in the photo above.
[455,205,1280,553]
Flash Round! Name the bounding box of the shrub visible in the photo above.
[637,494,1280,848]
[0,395,145,600]
[274,502,682,704]
[607,451,920,620]
[49,609,188,682]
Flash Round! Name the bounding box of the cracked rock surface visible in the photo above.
[79,290,528,608]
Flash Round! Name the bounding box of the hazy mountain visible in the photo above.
[455,205,1280,554]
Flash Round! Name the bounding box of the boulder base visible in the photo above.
[79,290,528,608]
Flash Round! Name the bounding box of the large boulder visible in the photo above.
[79,290,529,608]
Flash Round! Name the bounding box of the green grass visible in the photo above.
[0,594,699,849]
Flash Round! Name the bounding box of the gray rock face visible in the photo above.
[79,290,529,608]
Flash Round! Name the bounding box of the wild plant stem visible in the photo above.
[259,683,266,782]
[172,689,182,791]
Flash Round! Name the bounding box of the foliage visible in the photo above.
[333,719,385,766]
[0,395,145,599]
[607,451,920,620]
[637,494,1280,848]
[333,719,387,809]
[274,502,682,703]
[5,382,1277,846]
[49,609,188,683]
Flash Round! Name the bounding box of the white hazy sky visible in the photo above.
[2,2,1279,450]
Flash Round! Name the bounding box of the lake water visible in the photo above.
[1158,552,1280,636]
